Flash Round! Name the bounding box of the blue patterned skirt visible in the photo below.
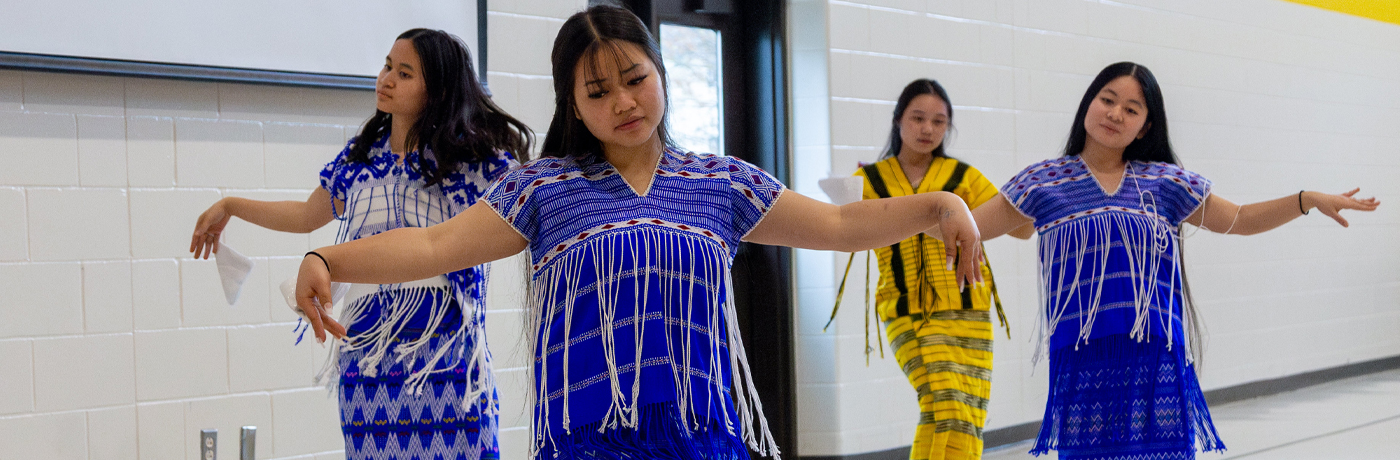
[537,401,749,460]
[1031,335,1224,460]
[338,289,500,460]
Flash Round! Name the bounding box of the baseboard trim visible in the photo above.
[798,354,1400,460]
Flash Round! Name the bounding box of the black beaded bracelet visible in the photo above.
[305,251,331,273]
[1298,190,1309,215]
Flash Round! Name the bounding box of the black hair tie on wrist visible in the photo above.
[1298,190,1309,215]
[305,251,331,274]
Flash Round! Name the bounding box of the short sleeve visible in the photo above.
[1151,163,1212,225]
[959,165,999,210]
[728,157,787,239]
[998,161,1049,221]
[441,149,521,213]
[318,139,357,218]
[481,162,539,241]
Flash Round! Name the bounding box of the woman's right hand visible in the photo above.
[297,252,347,343]
[934,196,985,290]
[190,198,233,259]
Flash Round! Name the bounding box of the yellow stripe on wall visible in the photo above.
[1283,0,1400,26]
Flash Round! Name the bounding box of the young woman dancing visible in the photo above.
[190,29,531,460]
[968,62,1379,460]
[853,78,1030,460]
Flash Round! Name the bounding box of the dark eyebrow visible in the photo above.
[585,63,642,87]
[1103,88,1144,107]
[384,56,415,72]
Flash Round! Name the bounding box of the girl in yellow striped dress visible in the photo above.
[855,79,1030,460]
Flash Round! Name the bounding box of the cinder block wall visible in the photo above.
[0,0,585,459]
[789,0,1400,456]
[0,70,369,460]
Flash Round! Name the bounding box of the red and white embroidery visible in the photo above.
[531,217,732,272]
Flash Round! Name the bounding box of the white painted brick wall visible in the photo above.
[88,406,138,460]
[33,334,136,412]
[792,0,1400,456]
[0,64,382,458]
[0,1,586,458]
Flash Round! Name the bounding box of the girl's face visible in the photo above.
[571,41,665,155]
[1083,75,1149,150]
[376,39,427,119]
[897,93,949,156]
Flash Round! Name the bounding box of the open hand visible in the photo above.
[190,199,232,259]
[1306,188,1380,227]
[297,253,347,343]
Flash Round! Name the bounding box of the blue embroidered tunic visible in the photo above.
[1001,156,1225,460]
[318,133,516,460]
[483,148,785,459]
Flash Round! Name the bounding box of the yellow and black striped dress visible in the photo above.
[855,156,1004,460]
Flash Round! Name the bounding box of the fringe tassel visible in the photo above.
[824,251,885,367]
[524,226,779,459]
[982,246,1012,340]
[1033,213,1189,366]
[541,401,749,460]
[314,274,498,411]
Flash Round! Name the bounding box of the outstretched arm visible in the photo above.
[295,201,527,342]
[1187,189,1380,235]
[970,194,1035,241]
[190,187,342,259]
[743,190,984,287]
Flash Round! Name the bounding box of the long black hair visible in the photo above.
[1065,62,1205,364]
[881,78,954,160]
[540,5,673,164]
[347,28,532,186]
[1062,62,1178,165]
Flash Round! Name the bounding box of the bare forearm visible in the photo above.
[314,227,459,284]
[225,197,323,233]
[827,192,958,252]
[1231,193,1308,235]
[311,202,527,284]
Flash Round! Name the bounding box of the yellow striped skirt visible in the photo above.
[885,309,994,460]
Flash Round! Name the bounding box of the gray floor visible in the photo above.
[984,368,1400,459]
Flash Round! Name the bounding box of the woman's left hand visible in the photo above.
[1305,188,1381,227]
[937,199,984,289]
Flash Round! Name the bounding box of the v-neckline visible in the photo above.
[1079,156,1128,196]
[892,156,940,195]
[611,149,667,198]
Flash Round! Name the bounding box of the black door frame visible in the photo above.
[616,0,797,456]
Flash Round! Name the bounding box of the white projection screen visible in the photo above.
[1,0,483,88]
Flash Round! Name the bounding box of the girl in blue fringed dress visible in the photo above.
[287,5,992,460]
[191,29,532,460]
[968,62,1379,460]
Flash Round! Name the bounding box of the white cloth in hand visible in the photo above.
[279,276,350,319]
[215,243,253,305]
[819,176,865,206]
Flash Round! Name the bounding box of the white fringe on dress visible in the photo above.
[524,225,779,459]
[1032,211,1194,366]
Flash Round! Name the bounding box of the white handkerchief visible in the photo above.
[279,276,351,319]
[818,176,866,206]
[215,243,253,305]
